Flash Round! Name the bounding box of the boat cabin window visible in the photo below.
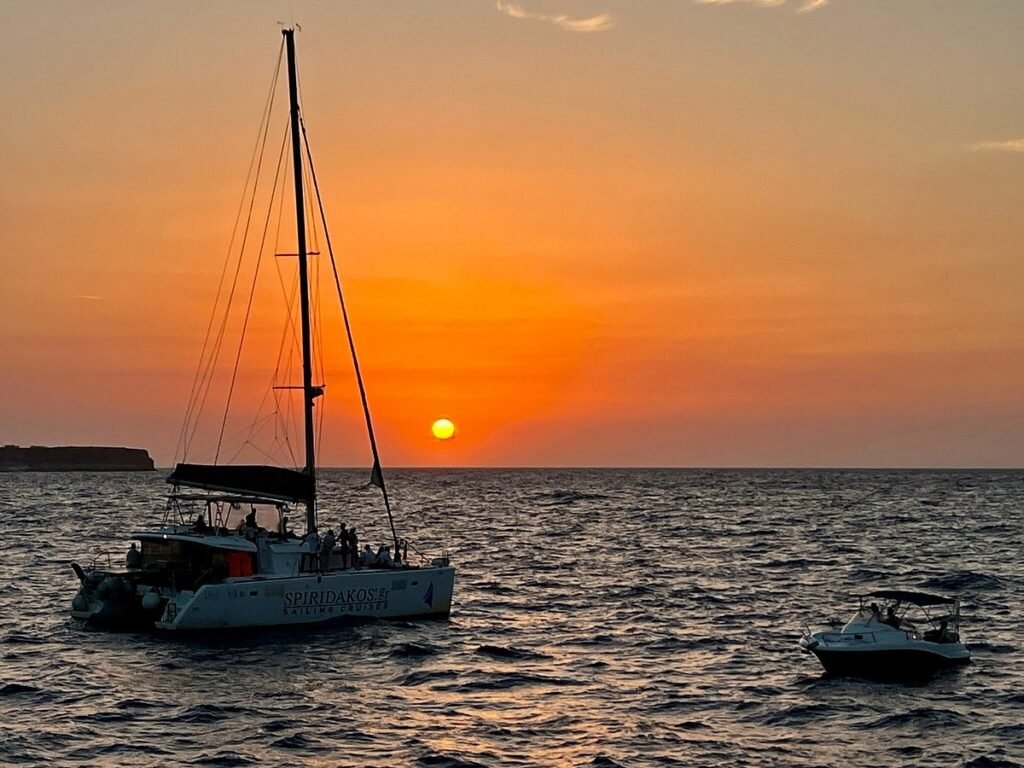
[138,539,256,588]
[167,496,290,535]
[236,504,283,533]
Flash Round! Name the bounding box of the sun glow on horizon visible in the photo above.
[431,418,456,441]
[4,3,1024,468]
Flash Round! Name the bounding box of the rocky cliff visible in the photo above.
[0,445,156,471]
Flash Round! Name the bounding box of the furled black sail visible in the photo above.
[168,463,313,504]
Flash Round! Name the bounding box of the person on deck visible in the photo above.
[348,527,359,567]
[278,515,291,538]
[319,529,336,572]
[377,545,394,568]
[338,523,349,568]
[303,529,320,572]
[125,543,143,569]
[194,514,208,533]
[360,544,375,568]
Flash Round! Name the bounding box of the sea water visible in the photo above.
[0,469,1021,767]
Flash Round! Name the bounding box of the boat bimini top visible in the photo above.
[850,589,963,642]
[864,589,956,607]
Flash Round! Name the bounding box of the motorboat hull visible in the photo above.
[801,590,970,680]
[800,626,970,679]
[806,646,970,679]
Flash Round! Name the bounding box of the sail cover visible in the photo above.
[167,464,313,504]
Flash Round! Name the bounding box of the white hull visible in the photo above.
[155,565,455,631]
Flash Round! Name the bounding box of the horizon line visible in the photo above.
[149,465,1024,472]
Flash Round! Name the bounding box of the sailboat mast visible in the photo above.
[283,28,317,533]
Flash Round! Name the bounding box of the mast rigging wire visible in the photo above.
[176,40,285,464]
[180,43,285,461]
[215,122,291,462]
[300,116,400,554]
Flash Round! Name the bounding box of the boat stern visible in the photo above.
[69,563,163,628]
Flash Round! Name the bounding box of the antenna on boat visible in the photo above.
[282,26,318,535]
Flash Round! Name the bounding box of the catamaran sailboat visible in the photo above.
[70,29,455,631]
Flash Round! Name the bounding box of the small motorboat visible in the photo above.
[799,589,970,679]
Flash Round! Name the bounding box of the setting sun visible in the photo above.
[431,418,456,441]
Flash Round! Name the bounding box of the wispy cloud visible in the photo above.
[970,138,1024,153]
[695,0,829,12]
[496,1,614,32]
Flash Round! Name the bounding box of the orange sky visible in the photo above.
[2,1,1023,467]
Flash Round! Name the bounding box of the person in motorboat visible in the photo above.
[869,602,882,623]
[883,605,901,628]
[924,619,952,643]
[125,543,143,569]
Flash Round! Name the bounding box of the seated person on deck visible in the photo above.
[359,544,375,568]
[376,546,395,568]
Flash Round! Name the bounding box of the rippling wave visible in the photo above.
[0,469,1022,766]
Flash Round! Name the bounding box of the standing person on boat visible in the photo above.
[125,543,142,569]
[302,528,320,572]
[319,529,336,572]
[348,527,359,568]
[337,523,349,568]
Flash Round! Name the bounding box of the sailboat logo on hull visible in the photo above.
[424,583,434,608]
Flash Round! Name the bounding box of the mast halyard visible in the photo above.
[283,27,318,535]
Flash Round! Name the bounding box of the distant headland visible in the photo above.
[0,445,155,472]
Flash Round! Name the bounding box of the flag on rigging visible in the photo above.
[369,459,385,491]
